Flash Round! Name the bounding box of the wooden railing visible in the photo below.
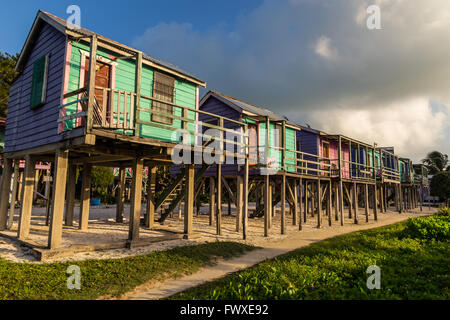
[336,159,376,181]
[58,87,249,161]
[381,167,400,182]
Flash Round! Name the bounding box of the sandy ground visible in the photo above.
[0,203,435,266]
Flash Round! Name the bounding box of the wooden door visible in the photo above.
[84,58,111,119]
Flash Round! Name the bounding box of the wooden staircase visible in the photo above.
[157,163,212,223]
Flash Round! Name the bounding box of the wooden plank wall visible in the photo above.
[4,23,66,153]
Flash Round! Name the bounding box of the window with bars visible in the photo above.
[30,54,49,109]
[152,71,175,125]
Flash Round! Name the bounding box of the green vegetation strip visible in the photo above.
[0,241,255,300]
[171,210,450,300]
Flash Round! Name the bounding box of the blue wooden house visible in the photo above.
[0,11,248,252]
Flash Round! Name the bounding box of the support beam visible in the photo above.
[353,182,358,224]
[327,180,332,226]
[64,165,77,226]
[0,159,13,230]
[17,156,36,240]
[116,167,126,223]
[373,184,378,220]
[242,158,249,240]
[264,174,270,237]
[339,180,344,226]
[184,164,194,238]
[236,175,243,232]
[365,183,369,223]
[281,173,286,235]
[48,150,69,249]
[209,177,215,226]
[216,163,222,235]
[317,179,322,228]
[7,161,20,229]
[303,180,308,223]
[128,158,144,241]
[145,166,156,228]
[79,163,92,230]
[296,179,301,230]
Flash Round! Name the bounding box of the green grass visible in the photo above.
[0,241,255,300]
[171,215,450,300]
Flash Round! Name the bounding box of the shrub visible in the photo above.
[403,215,450,241]
[436,207,450,217]
[430,171,450,201]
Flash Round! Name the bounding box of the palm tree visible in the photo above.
[422,151,449,175]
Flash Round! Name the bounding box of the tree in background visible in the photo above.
[0,52,19,118]
[91,167,115,204]
[430,171,450,201]
[422,151,449,175]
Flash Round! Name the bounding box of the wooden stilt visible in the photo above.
[317,179,322,228]
[339,180,344,226]
[298,178,302,230]
[373,184,378,221]
[236,175,243,232]
[0,158,13,231]
[7,161,20,229]
[145,165,156,228]
[347,184,353,219]
[268,183,272,229]
[353,182,358,224]
[311,182,315,217]
[334,183,339,221]
[184,164,194,238]
[264,174,270,237]
[365,183,369,223]
[303,180,308,223]
[216,163,222,235]
[64,165,77,226]
[48,150,69,249]
[128,158,144,241]
[281,173,286,234]
[242,158,249,240]
[380,185,385,213]
[79,163,92,230]
[18,155,37,240]
[116,167,125,223]
[327,180,332,226]
[399,185,403,213]
[209,176,215,226]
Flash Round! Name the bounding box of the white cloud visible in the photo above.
[303,98,449,162]
[314,36,338,60]
[131,0,450,161]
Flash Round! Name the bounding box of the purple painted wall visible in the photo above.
[5,22,67,154]
[297,129,319,175]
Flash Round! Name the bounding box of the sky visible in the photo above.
[1,0,449,162]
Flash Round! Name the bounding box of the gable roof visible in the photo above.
[201,90,291,122]
[15,10,205,86]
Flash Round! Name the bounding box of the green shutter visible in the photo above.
[30,55,49,109]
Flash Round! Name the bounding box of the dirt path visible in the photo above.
[121,209,434,300]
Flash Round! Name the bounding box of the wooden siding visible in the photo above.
[4,23,66,153]
[297,130,318,175]
[65,40,197,142]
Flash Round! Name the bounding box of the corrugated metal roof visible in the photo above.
[205,91,291,122]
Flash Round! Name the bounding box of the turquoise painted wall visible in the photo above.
[258,123,296,172]
[65,40,197,143]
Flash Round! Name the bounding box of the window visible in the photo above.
[274,124,283,148]
[322,142,330,158]
[152,71,175,125]
[30,54,49,109]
